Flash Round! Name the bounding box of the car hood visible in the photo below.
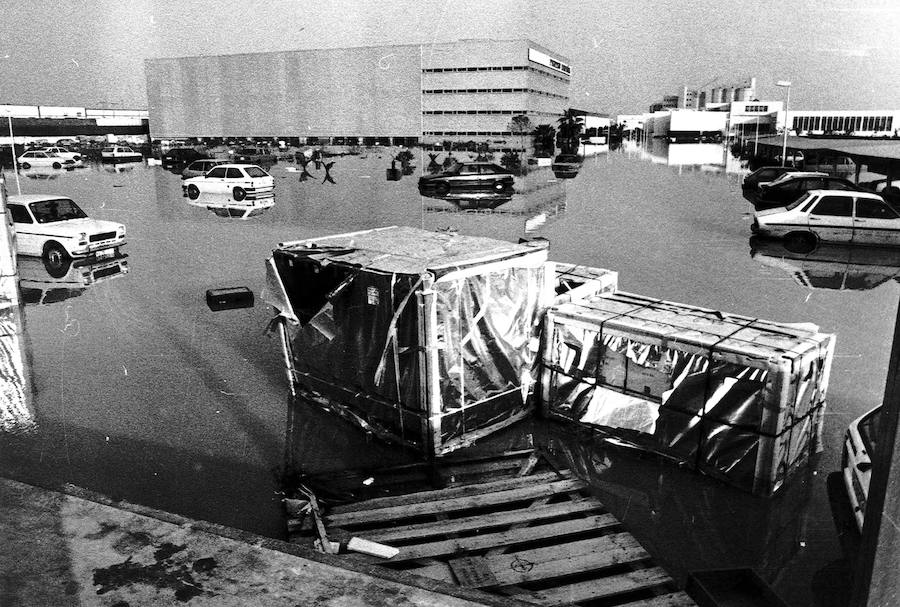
[39,217,124,233]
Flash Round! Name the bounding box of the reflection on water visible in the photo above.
[750,237,900,291]
[188,191,276,220]
[0,304,35,434]
[103,161,143,173]
[18,254,130,305]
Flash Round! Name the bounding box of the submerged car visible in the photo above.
[551,154,583,179]
[418,162,514,193]
[7,194,127,271]
[40,146,82,162]
[843,406,880,532]
[741,166,803,192]
[182,163,274,201]
[756,172,859,208]
[232,147,277,165]
[161,147,207,168]
[17,150,77,170]
[101,145,143,162]
[752,189,900,248]
[181,158,229,179]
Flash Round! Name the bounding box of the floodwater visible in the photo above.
[2,141,897,607]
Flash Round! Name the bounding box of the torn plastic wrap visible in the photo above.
[540,291,835,495]
[265,226,552,455]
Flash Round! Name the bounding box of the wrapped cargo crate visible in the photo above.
[539,291,835,495]
[264,226,553,456]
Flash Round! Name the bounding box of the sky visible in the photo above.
[2,0,900,116]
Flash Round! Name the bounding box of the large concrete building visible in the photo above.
[145,39,571,147]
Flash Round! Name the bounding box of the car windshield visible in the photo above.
[244,166,269,178]
[555,155,581,163]
[30,198,88,223]
[786,192,815,211]
[859,407,882,458]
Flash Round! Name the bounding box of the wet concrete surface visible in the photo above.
[1,142,896,606]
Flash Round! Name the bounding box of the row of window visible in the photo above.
[791,114,895,133]
[423,87,568,100]
[422,65,569,82]
[744,105,769,112]
[422,110,560,117]
[795,194,898,220]
[423,131,517,136]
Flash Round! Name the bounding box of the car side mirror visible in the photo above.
[858,461,873,473]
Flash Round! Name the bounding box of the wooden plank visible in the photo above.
[379,513,619,562]
[326,479,586,527]
[449,556,499,588]
[514,567,673,606]
[329,471,575,515]
[362,498,605,543]
[618,592,698,607]
[481,533,648,587]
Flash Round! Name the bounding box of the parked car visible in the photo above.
[418,162,515,193]
[40,146,82,162]
[741,166,804,192]
[6,194,127,272]
[161,147,207,167]
[756,172,860,208]
[16,150,78,170]
[182,163,274,201]
[101,146,143,162]
[232,147,277,165]
[181,159,230,179]
[551,154,583,179]
[843,405,881,532]
[752,189,900,248]
[859,179,900,206]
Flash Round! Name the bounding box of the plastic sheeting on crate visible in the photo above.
[540,291,835,494]
[264,226,553,455]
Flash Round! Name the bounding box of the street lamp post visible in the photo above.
[776,80,792,167]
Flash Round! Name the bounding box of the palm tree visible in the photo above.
[532,124,556,157]
[556,109,584,154]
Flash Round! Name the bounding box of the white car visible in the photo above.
[6,195,126,271]
[40,146,82,162]
[842,406,880,532]
[17,150,78,170]
[751,189,900,249]
[182,163,274,201]
[101,145,143,161]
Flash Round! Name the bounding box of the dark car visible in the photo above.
[742,166,804,192]
[756,173,861,208]
[551,154,583,179]
[233,147,277,165]
[181,159,229,179]
[859,179,900,206]
[418,162,514,193]
[161,147,207,167]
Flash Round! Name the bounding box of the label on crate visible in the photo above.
[366,286,380,305]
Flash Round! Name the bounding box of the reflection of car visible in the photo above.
[186,192,275,219]
[752,190,900,248]
[749,236,900,291]
[551,154,583,178]
[233,147,277,165]
[843,406,880,532]
[181,159,229,179]
[40,146,82,162]
[418,162,514,193]
[742,166,803,192]
[161,147,206,167]
[418,189,513,209]
[182,164,275,201]
[18,253,129,303]
[6,195,127,272]
[756,173,859,208]
[101,146,143,161]
[17,151,77,170]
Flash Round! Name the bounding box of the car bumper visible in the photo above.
[71,239,126,258]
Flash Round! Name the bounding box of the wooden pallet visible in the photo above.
[310,459,696,607]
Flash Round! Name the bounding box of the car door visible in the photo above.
[455,164,480,187]
[203,166,229,193]
[225,167,245,191]
[853,196,900,246]
[7,203,39,255]
[807,194,855,243]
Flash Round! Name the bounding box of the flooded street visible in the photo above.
[2,143,897,606]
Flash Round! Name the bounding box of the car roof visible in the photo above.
[805,189,883,200]
[8,194,75,203]
[210,163,264,169]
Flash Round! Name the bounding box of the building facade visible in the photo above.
[787,110,899,137]
[145,39,571,146]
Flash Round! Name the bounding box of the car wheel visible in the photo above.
[20,162,30,170]
[187,184,200,200]
[43,242,71,278]
[784,231,816,254]
[52,161,62,169]
[232,186,247,201]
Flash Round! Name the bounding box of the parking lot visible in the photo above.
[2,144,897,606]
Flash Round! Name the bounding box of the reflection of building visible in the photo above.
[146,39,571,146]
